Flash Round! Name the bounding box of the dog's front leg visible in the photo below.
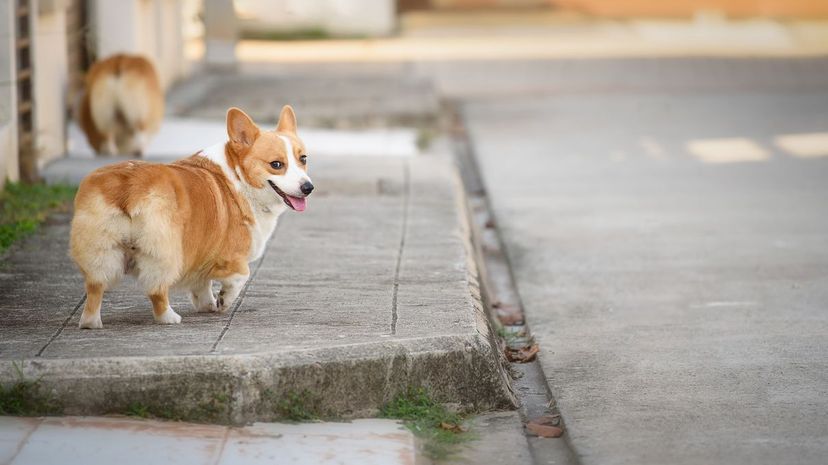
[190,280,218,313]
[217,273,249,313]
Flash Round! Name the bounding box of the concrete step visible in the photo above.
[0,154,514,423]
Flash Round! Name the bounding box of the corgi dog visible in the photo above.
[78,53,164,156]
[69,106,313,329]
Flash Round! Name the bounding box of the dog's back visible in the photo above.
[78,54,164,156]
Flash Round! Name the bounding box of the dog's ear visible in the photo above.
[276,105,297,134]
[227,107,260,152]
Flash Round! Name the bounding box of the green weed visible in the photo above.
[380,387,472,460]
[0,365,62,416]
[0,182,76,255]
[266,389,324,421]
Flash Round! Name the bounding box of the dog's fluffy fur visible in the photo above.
[78,53,164,156]
[70,106,313,329]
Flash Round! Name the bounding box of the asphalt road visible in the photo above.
[455,58,828,465]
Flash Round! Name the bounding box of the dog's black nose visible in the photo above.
[300,181,314,195]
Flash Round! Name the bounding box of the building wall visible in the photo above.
[407,0,828,17]
[34,1,69,168]
[553,0,828,18]
[0,0,19,186]
[235,0,396,37]
[93,0,188,89]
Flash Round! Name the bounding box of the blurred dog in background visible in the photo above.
[78,54,164,156]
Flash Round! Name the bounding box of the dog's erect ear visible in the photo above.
[276,105,297,134]
[227,107,260,151]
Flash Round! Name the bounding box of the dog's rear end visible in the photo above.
[78,54,164,156]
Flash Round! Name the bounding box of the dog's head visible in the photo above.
[226,106,313,212]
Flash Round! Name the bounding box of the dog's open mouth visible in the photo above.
[268,180,307,212]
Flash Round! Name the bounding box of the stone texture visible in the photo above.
[0,155,514,422]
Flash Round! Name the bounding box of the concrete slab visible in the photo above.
[0,416,415,465]
[0,154,513,422]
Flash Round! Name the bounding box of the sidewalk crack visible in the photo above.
[36,295,86,357]
[210,222,281,354]
[390,160,411,335]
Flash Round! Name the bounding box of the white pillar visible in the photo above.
[203,0,237,68]
[93,0,142,58]
[0,0,19,185]
[34,0,69,166]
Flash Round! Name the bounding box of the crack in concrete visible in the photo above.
[36,295,86,357]
[210,221,282,354]
[390,161,411,336]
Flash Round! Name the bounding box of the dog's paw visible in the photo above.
[217,290,230,313]
[79,314,103,329]
[154,307,182,325]
[196,301,218,313]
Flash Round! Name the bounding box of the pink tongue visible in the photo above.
[286,195,306,212]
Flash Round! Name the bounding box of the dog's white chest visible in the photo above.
[248,209,280,261]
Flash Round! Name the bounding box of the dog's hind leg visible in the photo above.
[149,288,181,325]
[190,280,217,313]
[70,196,129,329]
[79,282,105,329]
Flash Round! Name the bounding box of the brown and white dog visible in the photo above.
[78,53,164,156]
[69,106,312,329]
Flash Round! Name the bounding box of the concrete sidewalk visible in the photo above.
[0,153,513,422]
[0,416,415,465]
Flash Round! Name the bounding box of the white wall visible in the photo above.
[34,1,68,167]
[0,0,19,186]
[235,0,396,37]
[93,0,188,89]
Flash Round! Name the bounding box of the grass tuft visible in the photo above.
[380,387,471,460]
[0,182,76,255]
[122,393,230,423]
[0,365,62,416]
[266,389,324,422]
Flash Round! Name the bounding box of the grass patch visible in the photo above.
[0,365,62,416]
[240,28,366,42]
[124,402,151,419]
[266,389,324,422]
[122,393,230,423]
[0,182,76,255]
[380,387,471,460]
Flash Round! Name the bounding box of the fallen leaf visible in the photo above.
[529,414,560,427]
[526,422,563,438]
[439,422,466,433]
[496,304,524,325]
[505,343,539,363]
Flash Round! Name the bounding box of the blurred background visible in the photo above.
[2,2,828,463]
[1,0,828,183]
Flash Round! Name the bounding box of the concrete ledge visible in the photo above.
[1,154,515,423]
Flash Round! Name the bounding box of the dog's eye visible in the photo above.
[299,155,307,165]
[270,161,283,170]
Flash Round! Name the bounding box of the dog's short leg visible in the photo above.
[190,280,217,313]
[99,136,117,156]
[216,273,249,313]
[79,282,105,329]
[149,289,182,324]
